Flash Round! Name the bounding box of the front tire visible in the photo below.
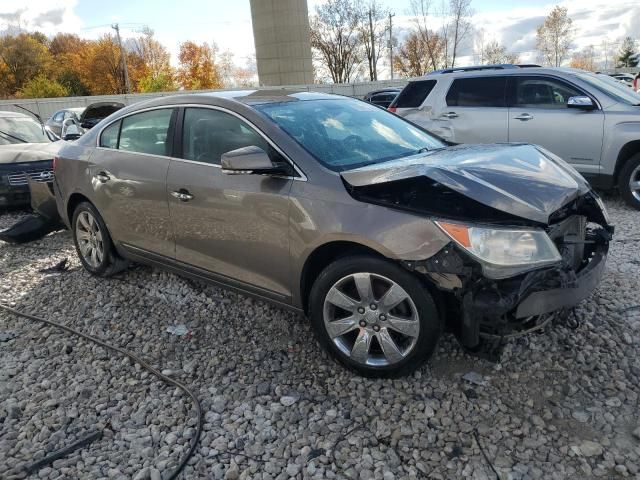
[72,201,128,276]
[618,153,640,210]
[309,256,442,377]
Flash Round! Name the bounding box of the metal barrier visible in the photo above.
[0,80,408,120]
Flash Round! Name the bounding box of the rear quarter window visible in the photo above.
[394,80,437,108]
[446,77,507,107]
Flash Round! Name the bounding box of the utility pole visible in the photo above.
[369,9,376,81]
[112,23,131,94]
[388,13,395,80]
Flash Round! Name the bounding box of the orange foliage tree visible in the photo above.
[177,41,223,90]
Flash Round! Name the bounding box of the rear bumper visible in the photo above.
[514,245,607,318]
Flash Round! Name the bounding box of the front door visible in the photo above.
[508,75,604,175]
[89,108,176,258]
[167,107,293,299]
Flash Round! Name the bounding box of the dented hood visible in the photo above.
[341,143,591,224]
[0,142,60,165]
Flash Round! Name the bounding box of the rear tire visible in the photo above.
[309,255,442,377]
[618,153,640,210]
[72,201,128,277]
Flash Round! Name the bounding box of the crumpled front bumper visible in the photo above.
[514,244,607,318]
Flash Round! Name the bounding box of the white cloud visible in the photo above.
[0,0,82,35]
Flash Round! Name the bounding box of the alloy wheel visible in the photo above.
[75,210,104,268]
[629,164,640,202]
[322,272,420,367]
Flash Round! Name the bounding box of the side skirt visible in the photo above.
[119,243,303,314]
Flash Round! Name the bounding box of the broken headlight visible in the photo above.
[436,222,562,279]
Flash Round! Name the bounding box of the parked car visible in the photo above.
[363,87,402,109]
[53,91,611,377]
[77,101,125,131]
[607,73,636,87]
[46,107,86,137]
[0,111,59,207]
[389,65,640,209]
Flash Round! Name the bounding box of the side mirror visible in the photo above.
[567,96,595,110]
[221,146,289,176]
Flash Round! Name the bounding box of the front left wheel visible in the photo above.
[72,201,128,276]
[309,255,442,377]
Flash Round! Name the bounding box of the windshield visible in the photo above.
[575,72,640,106]
[255,98,445,171]
[0,116,51,144]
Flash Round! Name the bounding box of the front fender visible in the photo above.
[602,119,640,176]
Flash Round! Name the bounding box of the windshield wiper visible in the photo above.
[0,130,28,143]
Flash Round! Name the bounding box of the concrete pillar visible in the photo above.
[249,0,314,86]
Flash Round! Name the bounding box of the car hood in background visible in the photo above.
[80,102,125,128]
[0,142,60,165]
[341,143,591,224]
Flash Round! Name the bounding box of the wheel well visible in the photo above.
[66,193,91,224]
[300,241,383,315]
[615,140,640,183]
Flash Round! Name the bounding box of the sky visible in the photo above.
[1,0,639,75]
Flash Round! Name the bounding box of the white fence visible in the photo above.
[0,80,408,121]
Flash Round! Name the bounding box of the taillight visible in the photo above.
[387,106,397,113]
[52,156,59,172]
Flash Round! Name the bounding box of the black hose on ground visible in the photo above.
[0,303,202,480]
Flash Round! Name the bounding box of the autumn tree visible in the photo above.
[617,37,639,68]
[49,33,90,96]
[357,1,390,81]
[536,6,574,67]
[394,31,438,77]
[570,46,596,71]
[177,41,222,90]
[447,0,473,67]
[409,0,446,71]
[0,33,52,94]
[81,35,125,94]
[129,27,176,91]
[310,0,363,83]
[19,75,69,98]
[483,41,519,65]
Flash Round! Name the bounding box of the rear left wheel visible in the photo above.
[309,256,442,377]
[72,201,128,276]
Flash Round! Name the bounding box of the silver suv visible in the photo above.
[390,65,640,209]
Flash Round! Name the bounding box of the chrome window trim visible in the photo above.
[96,103,307,181]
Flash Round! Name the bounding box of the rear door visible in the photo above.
[438,76,509,144]
[507,75,604,172]
[166,107,293,299]
[89,108,176,257]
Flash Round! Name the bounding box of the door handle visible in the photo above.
[171,189,194,202]
[94,172,110,183]
[514,113,534,121]
[441,112,459,119]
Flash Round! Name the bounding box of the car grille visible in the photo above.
[7,169,54,186]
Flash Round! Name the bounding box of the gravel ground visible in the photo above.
[1,196,639,480]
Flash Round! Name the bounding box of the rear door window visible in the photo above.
[446,77,507,107]
[393,80,437,108]
[118,109,174,156]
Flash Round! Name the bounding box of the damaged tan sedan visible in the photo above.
[52,91,613,377]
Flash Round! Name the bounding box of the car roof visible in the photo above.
[407,66,586,82]
[121,90,346,114]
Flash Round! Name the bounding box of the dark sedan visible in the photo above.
[0,111,59,207]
